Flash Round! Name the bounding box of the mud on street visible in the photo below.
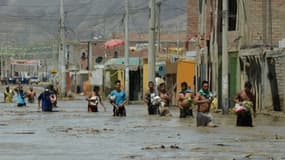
[0,97,285,160]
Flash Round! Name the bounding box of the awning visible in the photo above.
[11,60,40,65]
[104,39,124,49]
[104,57,140,71]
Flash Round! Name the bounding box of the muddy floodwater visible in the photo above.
[0,98,285,160]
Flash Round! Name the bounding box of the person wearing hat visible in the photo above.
[38,87,54,112]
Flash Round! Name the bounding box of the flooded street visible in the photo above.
[0,97,285,160]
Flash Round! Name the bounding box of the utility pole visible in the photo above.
[0,41,2,80]
[212,0,219,97]
[200,0,207,80]
[0,33,8,81]
[88,42,92,70]
[282,64,285,109]
[176,17,180,55]
[156,0,162,53]
[124,0,130,99]
[59,0,66,96]
[204,0,208,80]
[197,0,206,91]
[222,0,229,114]
[148,0,156,83]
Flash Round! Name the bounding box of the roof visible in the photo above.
[104,57,141,71]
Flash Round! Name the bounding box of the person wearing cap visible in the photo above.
[38,87,53,112]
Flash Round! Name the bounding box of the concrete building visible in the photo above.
[187,0,285,112]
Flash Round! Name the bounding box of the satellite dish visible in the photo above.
[96,56,103,63]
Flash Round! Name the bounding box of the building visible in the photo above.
[187,0,285,112]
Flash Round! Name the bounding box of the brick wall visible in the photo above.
[245,0,285,47]
[186,0,199,39]
[186,1,213,36]
[186,0,285,48]
[274,54,285,111]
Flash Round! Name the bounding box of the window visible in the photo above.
[228,0,237,31]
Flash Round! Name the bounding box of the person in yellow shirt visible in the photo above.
[4,86,14,103]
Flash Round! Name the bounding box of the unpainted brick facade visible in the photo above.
[186,0,285,48]
[273,54,285,111]
[187,0,285,111]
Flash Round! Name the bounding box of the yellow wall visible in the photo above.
[117,70,125,89]
[143,59,195,101]
[176,60,195,93]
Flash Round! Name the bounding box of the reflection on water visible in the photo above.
[0,100,284,160]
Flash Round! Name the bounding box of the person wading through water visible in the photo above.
[109,80,127,117]
[194,80,216,127]
[38,87,54,112]
[177,82,194,118]
[144,81,160,115]
[4,86,14,103]
[25,86,36,103]
[233,81,256,127]
[87,86,106,112]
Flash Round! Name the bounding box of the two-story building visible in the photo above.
[187,0,285,112]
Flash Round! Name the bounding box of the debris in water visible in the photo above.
[275,134,280,140]
[142,144,181,150]
[244,154,252,158]
[7,131,35,134]
[170,144,180,149]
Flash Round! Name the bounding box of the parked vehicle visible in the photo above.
[8,77,16,84]
[29,76,40,85]
[1,77,8,85]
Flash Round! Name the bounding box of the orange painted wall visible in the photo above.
[176,60,195,93]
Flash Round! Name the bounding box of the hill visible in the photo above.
[0,0,187,45]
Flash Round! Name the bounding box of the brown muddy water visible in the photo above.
[0,98,285,160]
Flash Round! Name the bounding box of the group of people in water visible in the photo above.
[144,80,216,127]
[3,84,58,112]
[149,80,256,127]
[4,85,37,106]
[86,80,127,117]
[86,79,256,127]
[3,79,256,127]
[144,80,256,127]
